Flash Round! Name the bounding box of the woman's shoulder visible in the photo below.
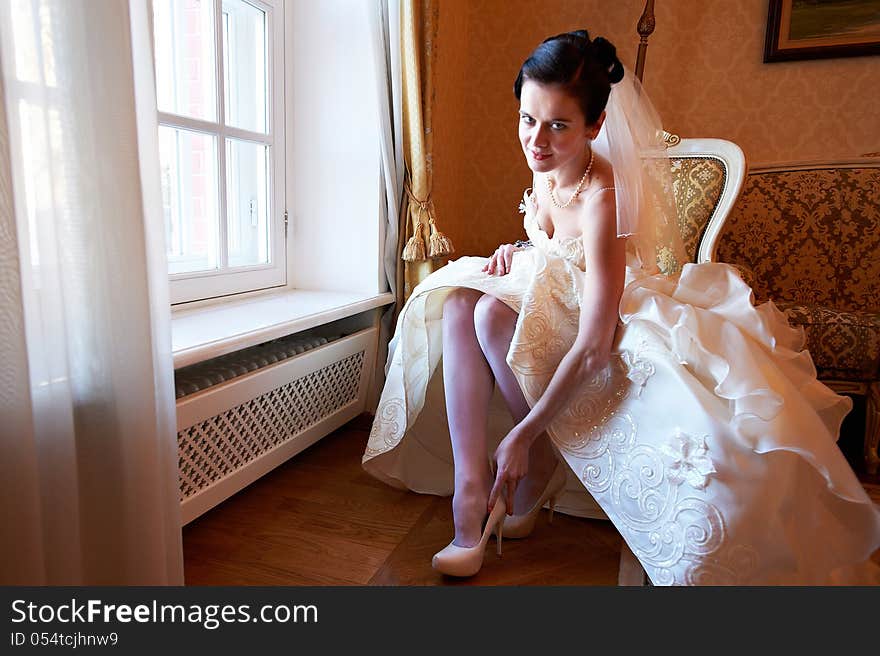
[587,151,615,193]
[581,154,615,206]
[578,156,617,237]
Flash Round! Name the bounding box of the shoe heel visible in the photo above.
[496,521,503,557]
[432,499,507,577]
[548,496,557,525]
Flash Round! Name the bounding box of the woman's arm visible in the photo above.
[489,190,626,511]
[519,190,625,435]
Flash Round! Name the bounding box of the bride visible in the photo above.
[363,30,880,584]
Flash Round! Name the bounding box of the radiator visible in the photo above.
[175,326,377,525]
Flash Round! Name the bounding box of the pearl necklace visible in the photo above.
[546,150,594,209]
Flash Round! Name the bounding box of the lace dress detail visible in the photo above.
[363,188,880,585]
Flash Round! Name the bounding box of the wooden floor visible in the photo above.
[183,413,880,586]
[183,414,624,585]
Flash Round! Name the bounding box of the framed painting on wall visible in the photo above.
[764,0,880,62]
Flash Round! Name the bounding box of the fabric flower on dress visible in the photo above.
[661,428,716,489]
[621,345,655,397]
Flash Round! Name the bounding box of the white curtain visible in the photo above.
[0,0,183,584]
[367,0,404,408]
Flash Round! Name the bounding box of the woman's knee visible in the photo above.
[473,294,516,342]
[443,288,483,323]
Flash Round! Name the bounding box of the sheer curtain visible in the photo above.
[0,0,183,584]
[368,0,404,406]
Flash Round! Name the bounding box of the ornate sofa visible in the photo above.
[716,159,880,475]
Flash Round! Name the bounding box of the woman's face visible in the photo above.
[518,79,600,175]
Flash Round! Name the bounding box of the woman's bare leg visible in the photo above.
[442,288,496,547]
[473,294,560,515]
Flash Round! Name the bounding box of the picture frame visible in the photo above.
[764,0,880,62]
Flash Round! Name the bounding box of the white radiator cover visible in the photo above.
[175,327,377,525]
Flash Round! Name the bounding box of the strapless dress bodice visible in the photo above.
[521,189,586,270]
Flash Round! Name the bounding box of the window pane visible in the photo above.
[226,138,269,267]
[222,0,267,133]
[159,126,219,274]
[153,0,217,122]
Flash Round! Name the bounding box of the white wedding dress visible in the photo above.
[363,188,880,585]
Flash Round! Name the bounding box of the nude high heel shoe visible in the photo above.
[502,460,567,539]
[431,498,507,577]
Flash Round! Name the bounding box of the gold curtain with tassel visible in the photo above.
[399,0,453,303]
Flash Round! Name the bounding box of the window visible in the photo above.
[151,0,285,304]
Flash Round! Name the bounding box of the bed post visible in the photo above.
[634,0,656,83]
[620,0,658,586]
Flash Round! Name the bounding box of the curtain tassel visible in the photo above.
[427,218,454,258]
[402,223,427,262]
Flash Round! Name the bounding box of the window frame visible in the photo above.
[151,0,286,306]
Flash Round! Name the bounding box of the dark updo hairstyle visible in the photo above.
[513,30,624,126]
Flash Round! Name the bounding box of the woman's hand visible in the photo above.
[482,243,522,276]
[488,428,532,515]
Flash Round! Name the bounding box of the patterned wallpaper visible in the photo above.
[431,0,880,258]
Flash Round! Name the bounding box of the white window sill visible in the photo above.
[171,289,394,369]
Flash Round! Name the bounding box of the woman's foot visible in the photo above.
[503,459,566,539]
[433,475,505,578]
[432,497,506,577]
[511,435,559,515]
[451,478,492,547]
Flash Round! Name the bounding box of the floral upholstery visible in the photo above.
[718,168,880,311]
[717,165,880,383]
[671,157,726,263]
